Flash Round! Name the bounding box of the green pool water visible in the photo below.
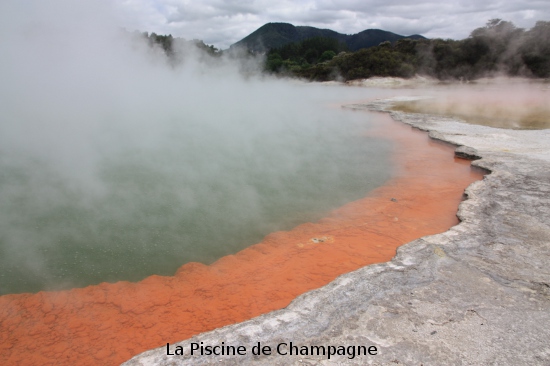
[0,83,395,295]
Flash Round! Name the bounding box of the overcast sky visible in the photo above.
[111,0,550,49]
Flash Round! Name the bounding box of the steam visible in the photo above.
[391,79,550,129]
[0,1,395,294]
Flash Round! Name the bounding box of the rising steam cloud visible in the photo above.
[0,0,395,294]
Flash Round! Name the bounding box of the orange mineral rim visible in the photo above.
[0,111,484,366]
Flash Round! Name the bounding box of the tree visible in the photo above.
[318,50,336,63]
[520,21,550,77]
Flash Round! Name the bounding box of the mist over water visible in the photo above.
[391,80,550,129]
[0,2,397,295]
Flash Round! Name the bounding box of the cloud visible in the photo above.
[111,0,550,49]
[1,0,402,293]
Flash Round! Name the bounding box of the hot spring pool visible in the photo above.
[0,83,397,295]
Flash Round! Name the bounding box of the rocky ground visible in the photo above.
[124,98,550,366]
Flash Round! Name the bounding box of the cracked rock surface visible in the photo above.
[124,98,550,366]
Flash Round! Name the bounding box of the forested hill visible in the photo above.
[265,19,550,80]
[142,19,550,81]
[230,22,425,52]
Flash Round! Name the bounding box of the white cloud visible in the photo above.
[111,0,550,48]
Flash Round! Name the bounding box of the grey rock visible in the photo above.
[124,98,550,366]
[454,146,481,160]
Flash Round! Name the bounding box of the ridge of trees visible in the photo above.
[143,32,221,58]
[265,37,348,72]
[138,19,550,80]
[265,19,550,80]
[229,22,425,53]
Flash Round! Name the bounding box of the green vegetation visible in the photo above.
[140,19,549,81]
[265,37,348,72]
[143,31,221,58]
[230,22,424,53]
[265,20,550,81]
[231,23,346,53]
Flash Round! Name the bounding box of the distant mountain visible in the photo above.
[346,29,425,51]
[230,23,425,52]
